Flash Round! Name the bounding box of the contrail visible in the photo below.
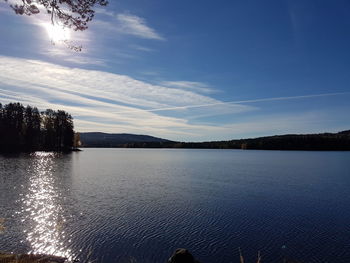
[117,91,350,114]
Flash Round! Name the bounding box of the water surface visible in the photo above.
[1,149,350,262]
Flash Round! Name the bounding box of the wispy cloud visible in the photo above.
[94,7,115,17]
[128,91,350,113]
[0,56,348,141]
[130,44,155,52]
[1,4,162,65]
[161,81,216,94]
[0,56,255,140]
[94,10,165,41]
[116,14,165,40]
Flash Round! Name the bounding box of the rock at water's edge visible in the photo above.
[168,248,200,263]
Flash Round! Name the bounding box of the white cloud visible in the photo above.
[1,4,163,66]
[1,56,346,141]
[0,56,253,140]
[93,10,165,41]
[94,7,115,17]
[116,14,165,40]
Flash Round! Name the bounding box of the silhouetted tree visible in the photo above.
[0,102,75,152]
[54,110,74,150]
[63,113,74,149]
[23,105,41,150]
[4,0,108,31]
[2,103,25,150]
[0,103,3,147]
[41,109,57,150]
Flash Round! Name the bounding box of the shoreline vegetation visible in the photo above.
[79,130,350,151]
[1,102,349,152]
[0,102,76,153]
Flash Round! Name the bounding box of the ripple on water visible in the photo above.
[1,149,350,263]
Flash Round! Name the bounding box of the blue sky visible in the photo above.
[0,0,349,141]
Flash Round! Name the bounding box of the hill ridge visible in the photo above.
[79,130,350,150]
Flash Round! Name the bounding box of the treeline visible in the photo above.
[0,102,74,152]
[176,131,350,151]
[102,131,350,151]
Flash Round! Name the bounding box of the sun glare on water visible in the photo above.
[44,23,70,42]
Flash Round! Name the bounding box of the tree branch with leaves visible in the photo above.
[3,0,108,50]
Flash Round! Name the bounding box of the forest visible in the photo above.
[0,102,74,152]
[85,131,350,151]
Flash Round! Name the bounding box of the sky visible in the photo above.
[0,0,349,141]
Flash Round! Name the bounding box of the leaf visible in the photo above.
[28,4,40,14]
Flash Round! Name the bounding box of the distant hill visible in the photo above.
[178,130,350,151]
[79,130,350,151]
[79,132,173,147]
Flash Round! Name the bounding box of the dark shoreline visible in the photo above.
[79,130,350,151]
[2,130,350,153]
[0,148,81,155]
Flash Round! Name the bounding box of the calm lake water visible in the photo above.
[1,149,350,263]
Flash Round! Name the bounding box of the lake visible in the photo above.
[1,149,350,263]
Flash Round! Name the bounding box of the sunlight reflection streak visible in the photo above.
[21,152,73,259]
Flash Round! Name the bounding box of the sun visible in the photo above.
[44,23,70,42]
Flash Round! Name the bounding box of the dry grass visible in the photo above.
[239,248,261,263]
[0,218,5,233]
[238,248,302,263]
[0,253,67,263]
[0,250,302,263]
